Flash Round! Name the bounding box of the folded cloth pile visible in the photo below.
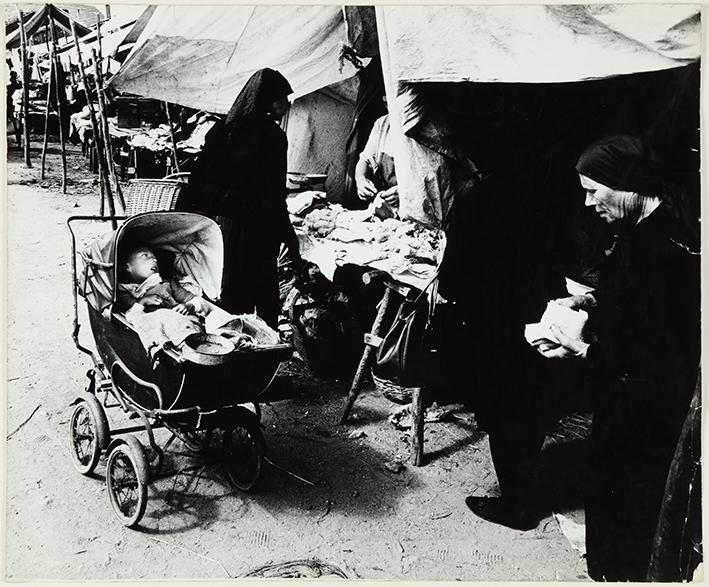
[524,301,588,346]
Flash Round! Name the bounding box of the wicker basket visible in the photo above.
[123,179,184,216]
[371,370,416,404]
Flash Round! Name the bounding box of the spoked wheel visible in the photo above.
[68,395,110,475]
[105,435,149,527]
[222,424,265,492]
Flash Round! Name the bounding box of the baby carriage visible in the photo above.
[67,211,291,526]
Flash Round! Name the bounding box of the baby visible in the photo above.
[117,246,203,315]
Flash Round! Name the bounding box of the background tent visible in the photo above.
[108,5,362,201]
[5,4,90,49]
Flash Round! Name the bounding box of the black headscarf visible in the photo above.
[576,135,662,196]
[224,68,292,131]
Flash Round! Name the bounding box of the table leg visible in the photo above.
[410,386,424,466]
[339,287,392,425]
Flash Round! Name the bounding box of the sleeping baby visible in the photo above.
[117,246,204,315]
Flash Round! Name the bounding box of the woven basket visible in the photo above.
[123,179,184,216]
[371,370,416,404]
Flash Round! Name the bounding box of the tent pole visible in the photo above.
[49,17,68,193]
[40,48,53,179]
[92,48,124,210]
[164,101,181,173]
[94,18,123,205]
[67,55,76,85]
[17,8,32,168]
[71,19,115,226]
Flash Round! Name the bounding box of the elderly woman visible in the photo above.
[178,68,303,328]
[534,135,700,581]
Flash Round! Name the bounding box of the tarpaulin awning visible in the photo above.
[109,5,359,114]
[377,4,700,85]
[5,4,91,49]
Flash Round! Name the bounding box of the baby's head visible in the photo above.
[123,246,159,283]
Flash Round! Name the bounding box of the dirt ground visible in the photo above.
[4,138,590,581]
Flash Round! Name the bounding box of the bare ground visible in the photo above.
[4,139,589,581]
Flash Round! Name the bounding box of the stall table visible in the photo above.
[296,222,442,466]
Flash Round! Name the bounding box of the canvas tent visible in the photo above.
[54,6,156,64]
[5,4,90,49]
[372,4,702,227]
[108,5,362,201]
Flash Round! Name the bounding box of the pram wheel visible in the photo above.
[69,395,110,475]
[222,424,265,492]
[106,435,149,527]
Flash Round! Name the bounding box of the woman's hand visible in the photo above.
[357,178,377,200]
[380,185,399,206]
[533,324,589,360]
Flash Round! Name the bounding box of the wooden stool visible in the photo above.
[339,270,427,466]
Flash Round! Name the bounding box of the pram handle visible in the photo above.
[66,215,128,366]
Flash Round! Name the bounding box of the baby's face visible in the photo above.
[125,247,159,282]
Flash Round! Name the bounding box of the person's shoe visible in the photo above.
[464,496,539,531]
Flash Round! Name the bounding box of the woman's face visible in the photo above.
[270,97,289,120]
[579,174,639,224]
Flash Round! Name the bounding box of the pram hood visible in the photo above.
[79,212,224,312]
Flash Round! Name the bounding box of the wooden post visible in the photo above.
[67,55,77,85]
[340,287,393,424]
[40,51,53,179]
[94,19,124,207]
[71,19,115,224]
[92,48,124,210]
[17,8,32,167]
[410,387,424,466]
[164,101,181,173]
[49,18,68,193]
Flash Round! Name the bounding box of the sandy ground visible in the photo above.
[4,139,589,581]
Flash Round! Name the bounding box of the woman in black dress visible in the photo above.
[534,135,700,581]
[178,68,303,327]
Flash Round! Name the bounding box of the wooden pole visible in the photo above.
[164,101,181,173]
[410,387,425,466]
[71,19,115,223]
[49,18,68,193]
[94,18,123,206]
[41,26,52,178]
[17,8,32,167]
[92,48,124,210]
[40,53,53,179]
[67,55,76,85]
[340,287,393,424]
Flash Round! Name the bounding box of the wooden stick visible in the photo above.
[17,8,32,167]
[410,387,424,466]
[164,101,181,173]
[40,49,53,179]
[67,55,76,85]
[71,19,114,224]
[94,21,124,208]
[340,287,393,424]
[92,48,124,210]
[49,17,68,193]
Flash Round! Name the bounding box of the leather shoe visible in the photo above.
[465,496,539,531]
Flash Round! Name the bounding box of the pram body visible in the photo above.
[67,211,291,526]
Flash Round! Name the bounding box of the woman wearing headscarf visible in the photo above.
[533,135,700,581]
[178,68,303,327]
